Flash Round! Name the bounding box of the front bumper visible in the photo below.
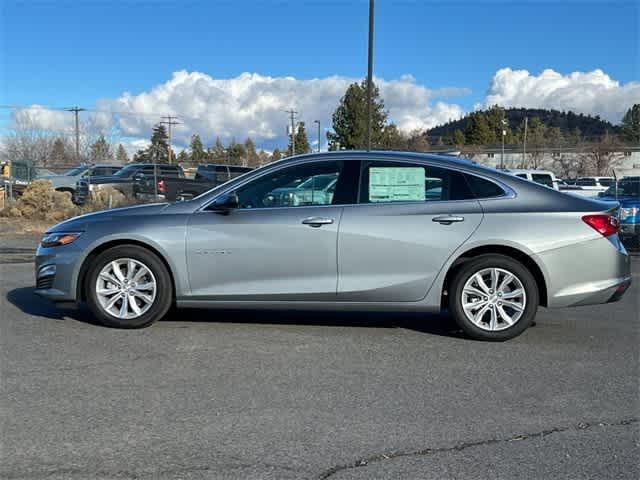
[34,243,83,303]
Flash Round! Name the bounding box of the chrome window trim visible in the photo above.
[196,156,516,213]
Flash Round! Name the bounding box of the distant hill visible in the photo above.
[427,108,620,139]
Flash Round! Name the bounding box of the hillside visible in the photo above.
[428,108,620,139]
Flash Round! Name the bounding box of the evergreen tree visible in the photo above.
[50,138,70,168]
[378,123,407,150]
[226,139,246,166]
[244,137,261,166]
[89,135,113,163]
[452,129,465,146]
[176,150,189,164]
[271,148,282,162]
[621,104,640,144]
[328,80,387,150]
[546,126,565,147]
[142,124,170,163]
[189,134,206,164]
[464,112,494,145]
[115,143,129,164]
[208,136,226,162]
[287,122,311,155]
[485,105,509,144]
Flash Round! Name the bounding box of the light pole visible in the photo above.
[500,117,508,169]
[366,0,375,151]
[314,120,321,152]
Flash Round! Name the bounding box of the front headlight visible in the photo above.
[41,232,83,248]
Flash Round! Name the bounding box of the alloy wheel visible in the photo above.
[461,267,527,331]
[95,258,157,319]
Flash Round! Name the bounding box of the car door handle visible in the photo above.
[432,215,465,225]
[302,217,334,227]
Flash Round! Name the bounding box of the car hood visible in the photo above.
[47,203,169,233]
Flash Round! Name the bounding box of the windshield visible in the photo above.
[603,180,640,197]
[113,165,140,177]
[297,173,338,190]
[63,166,87,176]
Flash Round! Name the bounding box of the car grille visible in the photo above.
[36,275,54,290]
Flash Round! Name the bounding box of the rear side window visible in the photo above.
[516,173,528,179]
[359,161,474,203]
[599,178,612,187]
[463,174,506,198]
[577,178,596,186]
[531,173,554,188]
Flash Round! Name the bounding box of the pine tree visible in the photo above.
[89,135,113,163]
[244,137,261,166]
[208,136,226,163]
[328,80,387,150]
[189,134,206,164]
[464,112,494,145]
[115,144,129,164]
[226,139,246,166]
[452,129,465,146]
[142,124,170,163]
[271,148,282,162]
[287,122,311,155]
[621,104,640,144]
[176,150,189,164]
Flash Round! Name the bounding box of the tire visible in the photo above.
[86,245,173,328]
[449,254,539,341]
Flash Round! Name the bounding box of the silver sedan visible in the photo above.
[35,151,632,340]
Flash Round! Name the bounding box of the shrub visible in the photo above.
[80,186,129,213]
[0,180,78,222]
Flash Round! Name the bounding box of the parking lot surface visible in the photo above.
[1,257,638,479]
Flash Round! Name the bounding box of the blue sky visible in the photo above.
[1,0,638,149]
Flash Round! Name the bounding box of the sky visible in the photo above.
[1,0,638,151]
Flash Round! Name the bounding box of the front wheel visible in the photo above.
[449,254,539,341]
[86,245,173,328]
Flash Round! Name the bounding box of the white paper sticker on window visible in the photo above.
[369,167,425,202]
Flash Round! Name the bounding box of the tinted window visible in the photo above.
[359,161,474,203]
[464,174,505,198]
[599,178,612,187]
[229,166,252,173]
[516,173,528,179]
[531,173,554,188]
[160,167,181,176]
[577,178,596,186]
[236,161,349,208]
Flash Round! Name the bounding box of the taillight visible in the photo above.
[582,214,619,237]
[158,180,166,194]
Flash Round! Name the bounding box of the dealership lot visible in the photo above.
[1,257,638,479]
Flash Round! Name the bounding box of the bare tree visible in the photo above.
[553,154,579,178]
[578,133,624,176]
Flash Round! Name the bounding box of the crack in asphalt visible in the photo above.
[315,417,639,480]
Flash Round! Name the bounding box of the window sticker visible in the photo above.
[369,167,426,202]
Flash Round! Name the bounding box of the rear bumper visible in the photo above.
[534,236,632,308]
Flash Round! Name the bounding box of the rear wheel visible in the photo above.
[86,245,173,328]
[449,254,539,341]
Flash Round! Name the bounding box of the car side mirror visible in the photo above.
[210,192,239,214]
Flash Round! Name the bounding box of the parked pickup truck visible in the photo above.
[138,164,253,201]
[598,177,640,250]
[74,163,184,204]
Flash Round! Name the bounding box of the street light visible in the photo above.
[501,117,508,169]
[314,120,321,152]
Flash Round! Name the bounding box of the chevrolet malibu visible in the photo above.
[35,152,632,340]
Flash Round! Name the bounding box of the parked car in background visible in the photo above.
[137,164,254,201]
[506,169,559,190]
[35,151,631,341]
[599,177,640,249]
[263,172,338,206]
[37,164,122,198]
[574,176,614,197]
[74,163,184,204]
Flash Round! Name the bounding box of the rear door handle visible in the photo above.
[302,217,334,227]
[432,215,465,225]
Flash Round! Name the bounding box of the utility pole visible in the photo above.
[160,115,180,164]
[366,0,375,151]
[66,107,86,162]
[285,109,297,156]
[522,116,528,168]
[314,120,321,152]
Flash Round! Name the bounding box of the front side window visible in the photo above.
[359,161,474,203]
[236,161,349,209]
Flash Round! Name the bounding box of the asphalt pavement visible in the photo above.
[1,255,638,479]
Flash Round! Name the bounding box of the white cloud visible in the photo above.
[101,70,468,147]
[485,68,640,122]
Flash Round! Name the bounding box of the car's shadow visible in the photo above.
[6,287,465,338]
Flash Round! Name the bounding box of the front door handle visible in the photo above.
[432,215,465,225]
[302,217,334,227]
